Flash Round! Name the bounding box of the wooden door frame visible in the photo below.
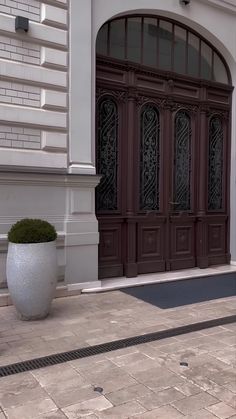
[96,56,232,279]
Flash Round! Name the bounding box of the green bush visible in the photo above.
[8,219,57,244]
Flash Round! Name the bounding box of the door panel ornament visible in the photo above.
[140,104,160,210]
[208,116,223,210]
[96,98,118,211]
[174,111,191,211]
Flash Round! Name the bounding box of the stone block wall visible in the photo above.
[0,0,68,155]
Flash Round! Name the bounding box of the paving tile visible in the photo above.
[196,326,226,336]
[0,294,235,419]
[130,366,184,390]
[0,372,39,394]
[171,392,219,415]
[174,382,202,396]
[44,384,100,409]
[34,411,67,419]
[181,363,236,390]
[211,348,236,367]
[105,383,154,406]
[110,352,160,373]
[207,402,236,418]
[4,397,57,419]
[70,358,116,375]
[0,384,49,409]
[69,354,111,371]
[96,400,146,418]
[224,381,236,394]
[79,367,137,394]
[62,396,112,418]
[210,331,236,346]
[32,364,87,388]
[138,387,185,410]
[207,384,236,408]
[134,404,184,418]
[184,408,221,418]
[206,368,236,387]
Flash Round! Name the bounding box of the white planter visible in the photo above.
[6,241,57,320]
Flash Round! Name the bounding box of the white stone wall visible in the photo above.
[0,0,68,157]
[0,0,40,22]
[0,126,40,148]
[0,0,235,291]
[0,35,40,63]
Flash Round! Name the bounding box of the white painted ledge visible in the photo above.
[0,13,67,48]
[0,59,67,89]
[0,148,67,171]
[41,90,68,110]
[68,281,102,292]
[42,0,68,7]
[68,164,96,175]
[41,4,68,29]
[0,104,67,129]
[42,132,67,151]
[41,47,68,70]
[82,265,236,293]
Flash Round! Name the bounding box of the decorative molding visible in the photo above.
[96,88,127,103]
[0,172,101,188]
[0,149,67,171]
[70,188,94,214]
[68,164,97,176]
[41,4,68,29]
[42,132,67,151]
[199,0,236,14]
[0,103,67,130]
[41,0,68,9]
[41,90,68,110]
[41,47,68,70]
[0,59,67,89]
[0,13,68,49]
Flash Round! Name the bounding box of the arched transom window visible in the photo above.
[96,16,229,84]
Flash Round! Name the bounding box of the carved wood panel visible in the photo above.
[96,58,231,279]
[169,217,196,270]
[137,222,166,273]
[98,223,123,278]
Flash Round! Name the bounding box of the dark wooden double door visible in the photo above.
[96,59,231,279]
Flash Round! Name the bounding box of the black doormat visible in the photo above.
[123,273,236,308]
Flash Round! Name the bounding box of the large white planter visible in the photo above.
[6,241,57,320]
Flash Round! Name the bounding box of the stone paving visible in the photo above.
[0,291,235,418]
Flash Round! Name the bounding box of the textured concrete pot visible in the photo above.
[6,241,57,320]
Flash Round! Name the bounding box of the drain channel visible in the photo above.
[0,314,235,378]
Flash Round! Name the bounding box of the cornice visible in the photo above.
[198,0,236,15]
[0,172,101,188]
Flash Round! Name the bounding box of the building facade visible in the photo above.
[0,0,235,293]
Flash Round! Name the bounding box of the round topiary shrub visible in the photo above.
[8,219,57,244]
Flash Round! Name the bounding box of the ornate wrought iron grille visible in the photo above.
[139,104,160,210]
[96,98,118,211]
[208,116,223,210]
[173,111,191,211]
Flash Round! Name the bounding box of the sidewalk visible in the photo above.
[0,290,235,418]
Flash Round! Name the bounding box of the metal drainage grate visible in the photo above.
[0,314,235,378]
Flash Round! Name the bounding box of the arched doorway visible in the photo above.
[95,15,232,279]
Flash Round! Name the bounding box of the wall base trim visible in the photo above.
[0,284,84,307]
